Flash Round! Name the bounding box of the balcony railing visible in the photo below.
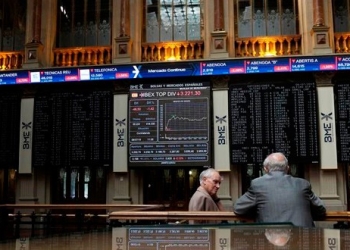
[0,51,25,70]
[109,210,350,224]
[235,35,301,57]
[2,203,350,240]
[334,32,350,53]
[141,41,204,62]
[53,46,112,67]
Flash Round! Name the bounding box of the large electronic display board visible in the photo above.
[229,81,319,164]
[335,81,350,162]
[128,82,211,166]
[0,92,20,167]
[32,89,113,167]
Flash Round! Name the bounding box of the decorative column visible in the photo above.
[110,83,131,204]
[120,0,130,37]
[211,0,228,58]
[315,73,337,170]
[313,73,345,212]
[214,0,224,31]
[212,76,232,210]
[17,88,39,204]
[311,0,332,54]
[33,0,42,43]
[23,0,44,69]
[114,0,132,63]
[313,0,325,26]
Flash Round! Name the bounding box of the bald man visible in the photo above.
[233,152,326,227]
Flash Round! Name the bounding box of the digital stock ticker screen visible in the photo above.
[128,82,211,167]
[229,81,319,165]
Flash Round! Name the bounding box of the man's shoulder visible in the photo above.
[254,173,310,183]
[250,175,267,186]
[285,174,309,182]
[190,187,209,200]
[289,176,311,186]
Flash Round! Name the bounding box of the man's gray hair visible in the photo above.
[263,152,289,172]
[199,168,221,185]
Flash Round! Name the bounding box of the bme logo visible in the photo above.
[216,116,227,145]
[22,122,32,149]
[321,112,333,143]
[115,118,126,147]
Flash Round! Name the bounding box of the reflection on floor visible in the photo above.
[0,229,111,250]
[0,224,349,249]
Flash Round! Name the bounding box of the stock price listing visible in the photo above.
[129,83,211,166]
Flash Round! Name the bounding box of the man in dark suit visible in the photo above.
[233,152,326,227]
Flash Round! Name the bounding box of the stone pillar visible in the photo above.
[315,73,337,170]
[120,0,130,37]
[313,73,346,212]
[33,0,42,43]
[212,76,232,209]
[16,88,42,205]
[212,76,231,172]
[23,0,44,69]
[109,84,131,204]
[210,0,228,58]
[114,0,132,63]
[214,0,224,31]
[313,0,325,26]
[38,0,58,67]
[17,174,38,204]
[311,0,332,54]
[113,173,132,204]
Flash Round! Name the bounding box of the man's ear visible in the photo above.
[263,167,268,173]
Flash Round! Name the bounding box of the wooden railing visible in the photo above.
[235,35,301,57]
[141,40,204,62]
[0,51,25,70]
[53,46,112,67]
[109,210,350,223]
[334,32,350,53]
[1,204,350,240]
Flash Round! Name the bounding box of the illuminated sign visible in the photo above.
[0,55,348,85]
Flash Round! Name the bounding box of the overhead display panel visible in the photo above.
[128,82,211,167]
[229,81,319,164]
[0,55,350,85]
